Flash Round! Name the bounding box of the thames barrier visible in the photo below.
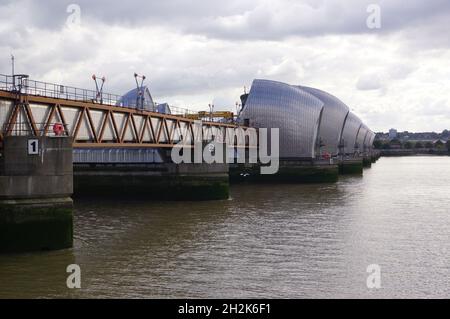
[0,73,379,253]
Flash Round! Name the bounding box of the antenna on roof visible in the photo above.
[134,73,146,110]
[11,54,15,90]
[11,54,15,76]
[208,103,214,121]
[92,74,105,104]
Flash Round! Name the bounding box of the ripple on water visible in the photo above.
[1,156,450,298]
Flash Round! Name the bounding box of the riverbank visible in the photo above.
[378,149,450,156]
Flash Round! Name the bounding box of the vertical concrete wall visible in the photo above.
[73,162,230,201]
[229,160,339,183]
[73,142,230,201]
[0,136,73,253]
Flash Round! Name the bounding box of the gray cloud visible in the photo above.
[2,0,450,42]
[356,74,383,91]
[1,0,450,132]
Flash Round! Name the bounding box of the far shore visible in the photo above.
[377,149,449,156]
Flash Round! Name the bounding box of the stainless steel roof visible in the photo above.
[240,79,324,159]
[298,86,350,156]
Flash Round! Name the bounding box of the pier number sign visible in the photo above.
[27,139,39,155]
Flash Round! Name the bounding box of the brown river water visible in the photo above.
[1,156,449,298]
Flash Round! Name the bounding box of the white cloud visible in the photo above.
[1,0,450,132]
[356,74,384,91]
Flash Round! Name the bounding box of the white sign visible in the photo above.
[27,139,39,155]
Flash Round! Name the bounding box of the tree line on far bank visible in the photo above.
[374,139,450,151]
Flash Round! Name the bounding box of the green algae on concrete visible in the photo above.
[371,153,380,163]
[0,136,74,254]
[339,160,363,175]
[0,198,73,254]
[363,157,372,168]
[230,162,339,183]
[74,173,229,201]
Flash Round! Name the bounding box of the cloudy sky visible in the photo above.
[1,0,450,132]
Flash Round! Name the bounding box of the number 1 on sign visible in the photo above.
[28,139,39,155]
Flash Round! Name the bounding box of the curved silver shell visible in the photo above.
[240,79,324,159]
[341,112,362,155]
[240,79,374,158]
[298,86,350,156]
[116,86,155,111]
[356,124,368,152]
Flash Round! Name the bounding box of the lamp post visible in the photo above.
[11,54,15,90]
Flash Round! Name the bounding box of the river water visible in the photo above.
[1,156,450,298]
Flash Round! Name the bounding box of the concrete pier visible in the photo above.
[0,136,73,253]
[230,160,339,183]
[370,151,381,163]
[73,163,229,201]
[363,156,372,168]
[338,158,363,175]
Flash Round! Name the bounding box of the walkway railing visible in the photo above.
[0,74,122,106]
[0,74,196,116]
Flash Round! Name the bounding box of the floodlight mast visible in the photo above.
[11,54,15,90]
[134,73,146,110]
[92,74,105,104]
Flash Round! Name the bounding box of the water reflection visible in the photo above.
[1,157,450,298]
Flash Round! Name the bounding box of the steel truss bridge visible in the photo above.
[0,74,256,151]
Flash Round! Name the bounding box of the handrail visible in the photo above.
[1,121,70,136]
[0,73,197,117]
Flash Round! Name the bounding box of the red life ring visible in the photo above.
[53,123,64,136]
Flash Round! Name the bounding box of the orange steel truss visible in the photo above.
[0,90,256,149]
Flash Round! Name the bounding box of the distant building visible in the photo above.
[389,128,398,139]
